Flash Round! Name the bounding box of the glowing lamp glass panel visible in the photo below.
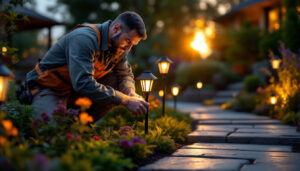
[0,76,9,102]
[271,59,281,69]
[140,79,154,93]
[196,82,203,89]
[158,90,164,97]
[172,87,180,96]
[158,62,170,74]
[270,96,277,105]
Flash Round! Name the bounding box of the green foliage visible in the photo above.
[175,60,238,89]
[281,112,297,125]
[259,30,281,58]
[243,75,263,92]
[233,91,257,112]
[224,22,261,65]
[150,106,191,124]
[282,0,300,53]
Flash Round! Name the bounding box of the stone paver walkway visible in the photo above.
[139,102,300,171]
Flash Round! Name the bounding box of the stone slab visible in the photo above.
[191,112,269,120]
[236,128,297,134]
[188,131,228,143]
[228,132,300,145]
[196,125,235,132]
[172,149,300,164]
[139,157,250,171]
[182,143,292,152]
[197,125,254,130]
[216,90,239,97]
[241,163,300,171]
[198,119,280,125]
[254,125,297,129]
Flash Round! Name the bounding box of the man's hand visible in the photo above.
[127,91,143,100]
[121,95,149,116]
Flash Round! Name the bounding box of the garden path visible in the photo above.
[139,102,300,171]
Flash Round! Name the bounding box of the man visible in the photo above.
[20,11,149,121]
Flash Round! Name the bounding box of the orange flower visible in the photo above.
[75,97,92,108]
[79,112,94,124]
[0,136,7,145]
[2,120,13,131]
[10,127,18,136]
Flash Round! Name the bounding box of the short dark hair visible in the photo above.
[112,11,147,40]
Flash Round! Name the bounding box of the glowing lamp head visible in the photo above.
[158,90,164,97]
[196,81,203,89]
[2,47,7,55]
[171,84,180,97]
[137,71,157,93]
[0,61,14,103]
[270,56,281,70]
[270,93,277,105]
[156,56,172,75]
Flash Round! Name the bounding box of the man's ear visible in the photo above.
[113,24,121,33]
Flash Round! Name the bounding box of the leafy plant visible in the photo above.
[243,75,263,92]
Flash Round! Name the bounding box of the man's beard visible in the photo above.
[109,32,121,57]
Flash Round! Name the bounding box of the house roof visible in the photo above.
[1,1,64,31]
[215,0,281,22]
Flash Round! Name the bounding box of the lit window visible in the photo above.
[268,8,280,32]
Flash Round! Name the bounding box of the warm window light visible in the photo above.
[196,81,203,89]
[171,84,180,97]
[270,56,281,70]
[158,90,164,97]
[270,93,277,105]
[156,56,172,75]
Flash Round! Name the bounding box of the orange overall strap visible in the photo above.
[74,24,101,47]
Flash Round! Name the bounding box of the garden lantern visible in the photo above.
[2,46,7,55]
[269,93,277,105]
[156,56,172,116]
[171,84,180,111]
[137,71,157,134]
[196,81,203,89]
[0,60,14,104]
[270,55,281,70]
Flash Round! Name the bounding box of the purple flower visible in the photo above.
[132,136,146,145]
[70,109,79,118]
[119,139,134,149]
[34,153,48,166]
[118,126,134,136]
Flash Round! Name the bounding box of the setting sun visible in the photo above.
[190,31,212,59]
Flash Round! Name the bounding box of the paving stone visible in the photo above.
[182,143,292,152]
[241,163,300,171]
[138,157,250,171]
[236,128,297,134]
[197,125,253,130]
[228,132,300,145]
[196,125,235,132]
[211,97,234,104]
[191,112,269,120]
[198,119,280,125]
[172,148,300,164]
[254,124,297,129]
[188,131,228,143]
[216,90,239,97]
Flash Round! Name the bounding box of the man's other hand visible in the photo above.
[121,95,149,116]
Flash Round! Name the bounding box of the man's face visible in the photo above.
[110,27,142,56]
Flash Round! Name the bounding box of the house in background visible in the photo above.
[215,0,299,32]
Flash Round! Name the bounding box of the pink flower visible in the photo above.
[93,135,101,140]
[66,133,73,139]
[32,119,42,129]
[76,136,82,140]
[118,126,134,136]
[41,113,50,123]
[256,87,265,94]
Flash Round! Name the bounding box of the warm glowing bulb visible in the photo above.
[158,62,170,74]
[196,82,203,89]
[158,90,164,97]
[271,59,281,69]
[172,87,179,96]
[2,46,7,55]
[270,96,277,105]
[140,80,153,92]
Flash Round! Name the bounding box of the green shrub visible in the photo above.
[281,112,297,125]
[233,91,257,112]
[150,107,191,124]
[243,75,263,92]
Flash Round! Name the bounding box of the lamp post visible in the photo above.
[171,84,180,111]
[270,55,281,70]
[0,59,14,104]
[137,71,157,134]
[156,56,172,116]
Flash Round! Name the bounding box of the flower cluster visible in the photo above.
[117,126,134,136]
[1,120,18,136]
[118,136,146,149]
[79,112,94,124]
